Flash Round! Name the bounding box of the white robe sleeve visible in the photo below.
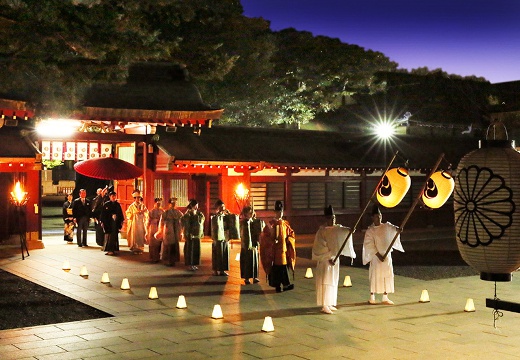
[312,227,331,261]
[334,225,356,259]
[362,226,377,265]
[384,222,404,253]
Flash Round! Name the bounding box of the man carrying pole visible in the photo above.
[362,204,404,305]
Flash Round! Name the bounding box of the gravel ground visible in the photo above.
[0,269,112,330]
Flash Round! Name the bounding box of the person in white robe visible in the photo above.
[362,204,404,305]
[312,205,356,314]
[126,191,149,255]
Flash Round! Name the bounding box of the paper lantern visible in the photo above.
[148,287,158,299]
[79,265,88,277]
[211,304,223,319]
[343,275,352,287]
[422,170,455,209]
[120,278,130,290]
[419,289,430,303]
[376,167,411,208]
[62,260,71,272]
[464,298,476,312]
[100,272,110,284]
[262,316,275,332]
[304,268,313,279]
[176,295,187,309]
[454,122,520,282]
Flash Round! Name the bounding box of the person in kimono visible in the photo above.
[239,206,265,285]
[100,191,124,256]
[260,200,296,293]
[147,197,164,263]
[62,193,74,242]
[210,199,233,276]
[91,186,108,247]
[157,197,183,266]
[312,205,356,314]
[126,190,149,255]
[182,199,205,271]
[363,204,404,305]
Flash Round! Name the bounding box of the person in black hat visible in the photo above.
[182,199,205,271]
[91,186,108,247]
[239,205,265,284]
[362,203,404,305]
[259,200,296,293]
[312,205,356,314]
[100,191,124,256]
[210,199,234,276]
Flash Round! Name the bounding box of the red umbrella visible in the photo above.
[74,157,143,180]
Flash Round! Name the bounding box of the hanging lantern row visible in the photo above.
[376,166,454,209]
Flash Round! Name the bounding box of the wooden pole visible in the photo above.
[331,151,400,265]
[381,153,445,260]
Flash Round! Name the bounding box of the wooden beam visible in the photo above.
[486,298,520,313]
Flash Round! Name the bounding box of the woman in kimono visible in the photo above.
[126,190,149,254]
[62,193,74,242]
[147,198,164,263]
[156,197,183,266]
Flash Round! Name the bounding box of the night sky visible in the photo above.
[241,0,520,83]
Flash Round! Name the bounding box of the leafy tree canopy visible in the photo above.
[0,1,487,127]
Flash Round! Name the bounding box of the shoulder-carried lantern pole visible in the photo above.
[332,151,401,265]
[382,153,447,260]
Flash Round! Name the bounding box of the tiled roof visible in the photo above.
[156,125,480,170]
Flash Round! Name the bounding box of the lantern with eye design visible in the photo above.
[376,166,411,208]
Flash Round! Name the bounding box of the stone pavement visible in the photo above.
[1,234,520,360]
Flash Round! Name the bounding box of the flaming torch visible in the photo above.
[9,181,29,259]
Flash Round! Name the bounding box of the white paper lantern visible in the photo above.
[454,122,520,281]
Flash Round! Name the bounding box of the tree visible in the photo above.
[0,0,247,115]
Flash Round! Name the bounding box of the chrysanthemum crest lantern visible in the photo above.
[454,121,520,281]
[376,167,411,208]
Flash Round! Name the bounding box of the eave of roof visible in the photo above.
[155,126,480,171]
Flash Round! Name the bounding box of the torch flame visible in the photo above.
[11,181,28,204]
[235,183,249,200]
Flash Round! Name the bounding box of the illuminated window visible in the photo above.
[170,179,188,206]
[250,182,285,210]
[154,179,163,200]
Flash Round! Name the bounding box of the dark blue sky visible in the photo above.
[241,0,520,83]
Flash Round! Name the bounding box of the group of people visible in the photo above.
[312,203,403,314]
[63,189,403,313]
[62,187,125,255]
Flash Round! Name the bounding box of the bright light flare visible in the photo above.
[11,181,28,204]
[234,183,249,200]
[373,120,396,140]
[36,119,81,137]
